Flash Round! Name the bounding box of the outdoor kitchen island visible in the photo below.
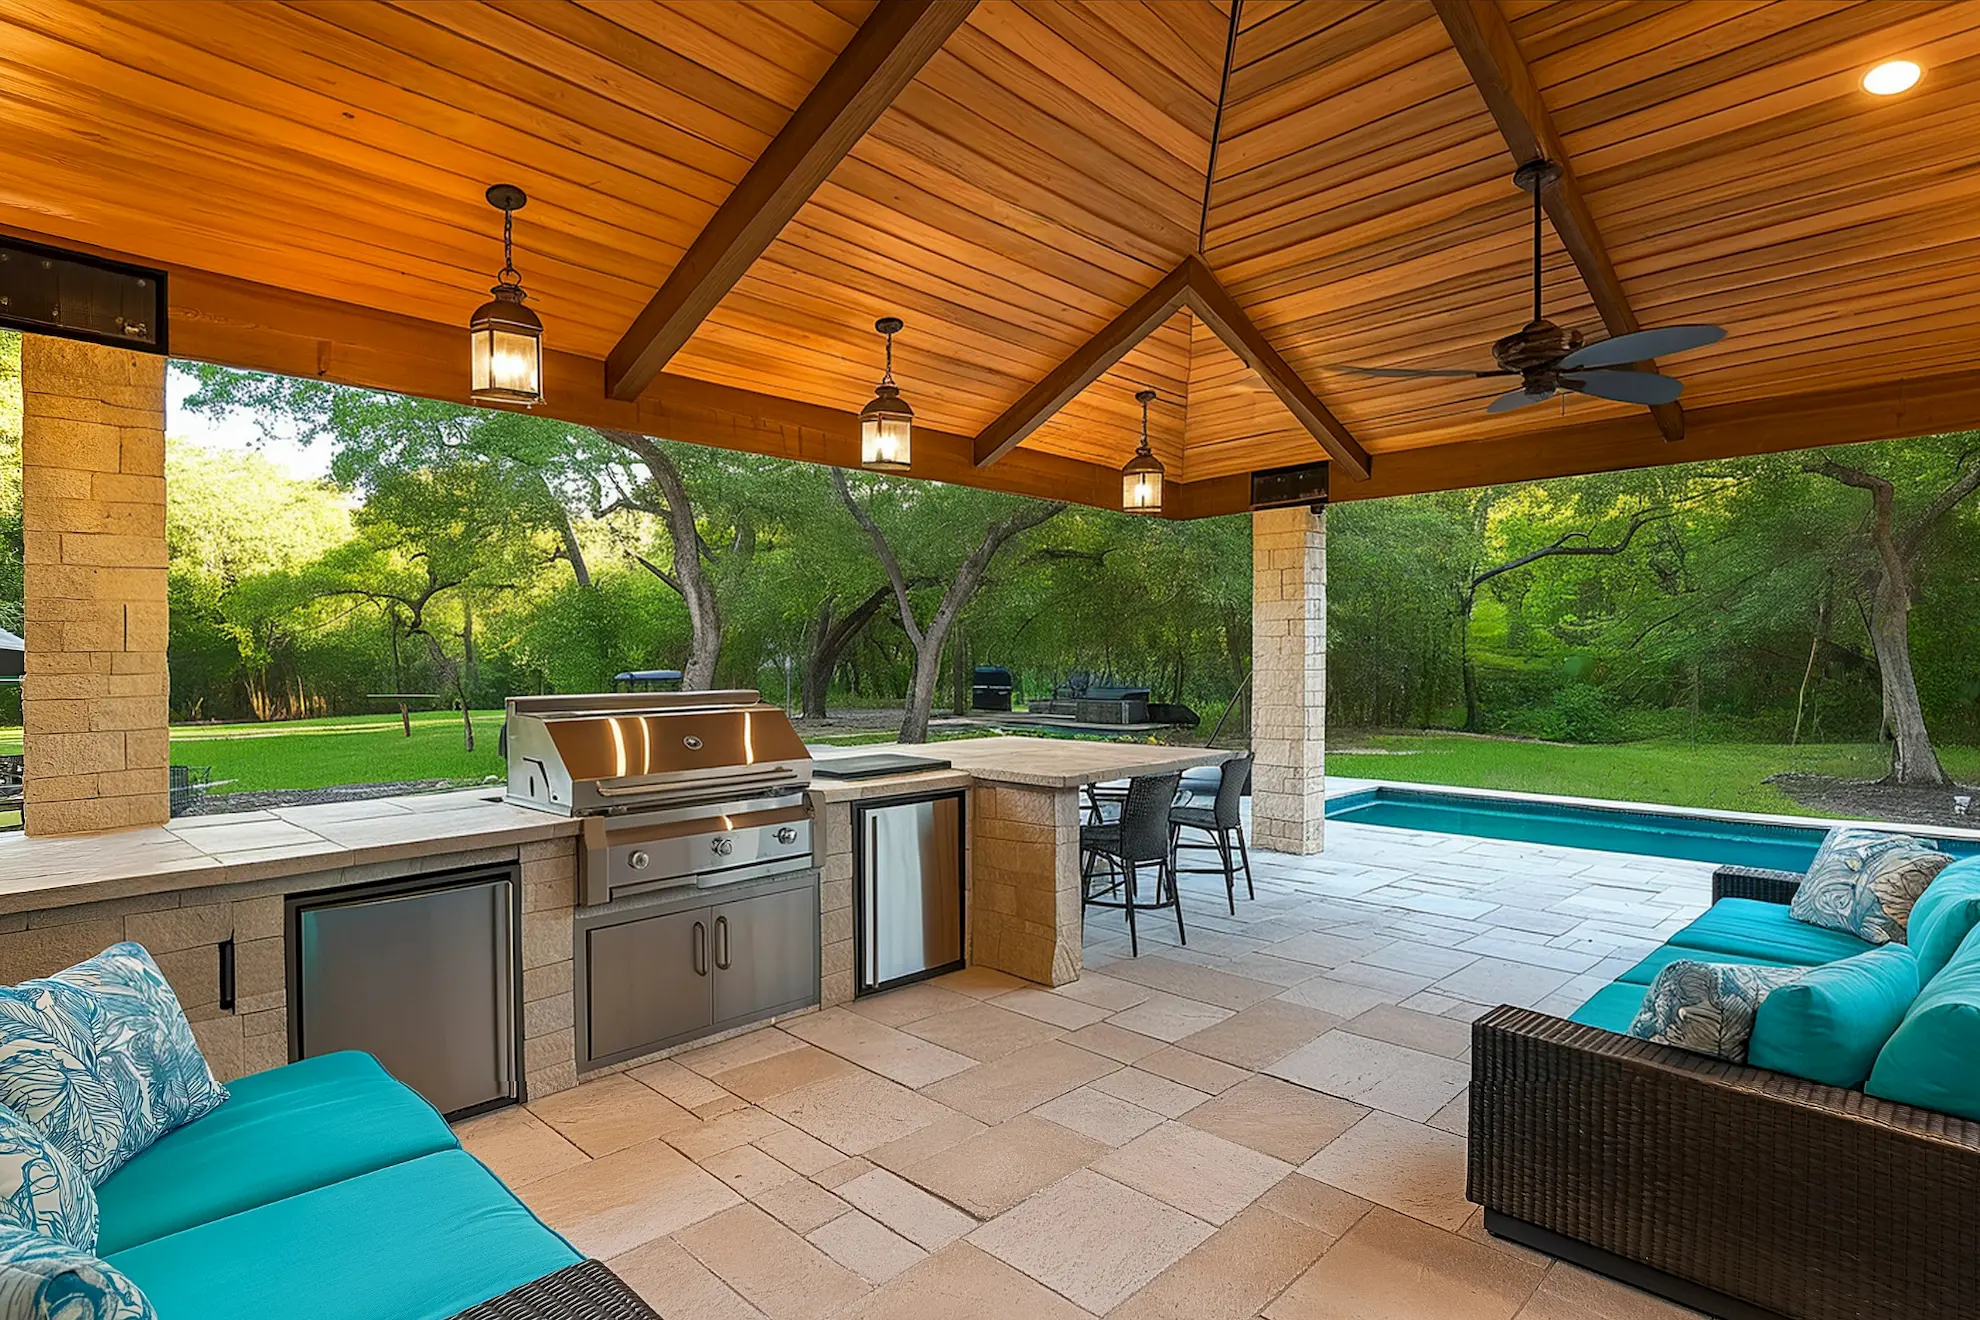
[0,732,1229,1118]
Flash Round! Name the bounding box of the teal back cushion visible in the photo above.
[1867,924,1980,1121]
[1904,858,1980,984]
[1749,945,1919,1088]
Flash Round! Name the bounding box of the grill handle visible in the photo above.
[714,916,731,971]
[692,921,708,977]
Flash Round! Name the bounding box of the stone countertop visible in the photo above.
[888,735,1232,790]
[0,789,579,917]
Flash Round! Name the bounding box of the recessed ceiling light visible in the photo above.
[1862,60,1922,96]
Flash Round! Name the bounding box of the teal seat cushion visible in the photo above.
[96,1052,457,1255]
[1617,944,1795,985]
[1667,898,1876,966]
[1866,925,1980,1122]
[1904,858,1980,985]
[107,1150,580,1320]
[1569,982,1650,1034]
[1750,946,1920,1088]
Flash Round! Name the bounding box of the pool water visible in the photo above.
[1325,786,1980,873]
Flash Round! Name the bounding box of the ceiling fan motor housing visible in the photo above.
[1494,318,1584,373]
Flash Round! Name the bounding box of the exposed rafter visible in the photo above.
[1434,0,1686,443]
[973,256,1372,480]
[605,0,977,401]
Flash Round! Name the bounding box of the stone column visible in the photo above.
[970,783,1080,986]
[1251,505,1326,854]
[19,335,171,836]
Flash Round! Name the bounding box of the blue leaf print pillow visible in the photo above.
[1790,827,1951,945]
[1628,959,1807,1062]
[0,1224,155,1319]
[0,1102,96,1250]
[0,943,227,1183]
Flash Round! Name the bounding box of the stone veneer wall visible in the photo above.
[0,839,582,1101]
[19,335,171,836]
[969,783,1079,986]
[1251,505,1326,854]
[816,801,856,1008]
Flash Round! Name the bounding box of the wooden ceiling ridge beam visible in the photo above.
[972,255,1373,479]
[1433,0,1687,443]
[604,0,978,401]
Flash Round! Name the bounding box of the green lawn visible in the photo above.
[1328,733,1980,816]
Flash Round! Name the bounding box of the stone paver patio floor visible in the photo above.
[459,816,1709,1319]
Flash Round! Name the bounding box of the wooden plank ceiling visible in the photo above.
[5,0,1980,514]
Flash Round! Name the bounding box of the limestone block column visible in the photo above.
[19,335,170,836]
[1251,505,1326,854]
[970,783,1081,986]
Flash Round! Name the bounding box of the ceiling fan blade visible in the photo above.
[1558,324,1726,370]
[1564,370,1685,405]
[1486,385,1555,413]
[1319,364,1512,379]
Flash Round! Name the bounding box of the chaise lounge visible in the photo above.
[1469,856,1980,1320]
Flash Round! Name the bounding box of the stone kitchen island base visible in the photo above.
[0,736,1229,1114]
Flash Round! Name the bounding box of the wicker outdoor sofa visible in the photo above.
[1468,863,1980,1320]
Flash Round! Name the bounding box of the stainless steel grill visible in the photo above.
[505,691,813,906]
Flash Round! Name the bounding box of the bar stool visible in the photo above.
[1169,754,1254,914]
[1081,771,1184,957]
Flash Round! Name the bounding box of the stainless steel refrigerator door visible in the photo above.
[296,877,517,1117]
[861,795,963,989]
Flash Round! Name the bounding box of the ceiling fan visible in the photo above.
[1335,160,1726,414]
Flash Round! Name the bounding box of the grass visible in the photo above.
[1327,732,1980,817]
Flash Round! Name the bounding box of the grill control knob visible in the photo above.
[774,827,799,845]
[711,837,735,857]
[629,850,650,871]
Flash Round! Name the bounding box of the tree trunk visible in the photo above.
[800,586,890,721]
[950,627,969,716]
[1868,574,1947,785]
[1791,590,1831,747]
[900,642,947,744]
[597,430,722,689]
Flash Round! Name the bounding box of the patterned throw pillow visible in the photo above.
[0,943,228,1184]
[1789,828,1951,945]
[0,1103,96,1250]
[1627,959,1807,1062]
[0,1224,155,1319]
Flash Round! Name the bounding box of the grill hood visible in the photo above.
[505,691,811,816]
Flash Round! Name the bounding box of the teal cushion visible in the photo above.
[1749,946,1920,1088]
[0,1101,97,1249]
[107,1150,580,1320]
[1866,925,1980,1122]
[1617,944,1794,985]
[0,944,228,1184]
[96,1052,458,1255]
[0,1223,154,1318]
[1667,898,1876,966]
[1568,982,1650,1034]
[1903,858,1980,984]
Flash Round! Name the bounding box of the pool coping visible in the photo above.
[1323,775,1980,847]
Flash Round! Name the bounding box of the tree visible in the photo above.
[831,469,1064,742]
[1806,442,1980,785]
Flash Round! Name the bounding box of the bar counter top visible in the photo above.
[0,737,1227,917]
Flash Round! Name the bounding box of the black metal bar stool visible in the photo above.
[1081,771,1184,957]
[1169,754,1254,914]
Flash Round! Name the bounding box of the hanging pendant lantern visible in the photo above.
[1121,388,1164,515]
[859,316,913,471]
[468,184,544,406]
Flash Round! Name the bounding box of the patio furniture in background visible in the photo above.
[611,669,684,693]
[1469,858,1980,1320]
[1080,771,1184,957]
[1170,754,1254,913]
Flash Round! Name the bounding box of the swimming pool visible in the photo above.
[1325,786,1980,873]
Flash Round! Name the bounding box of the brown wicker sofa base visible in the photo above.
[1467,864,1980,1320]
[449,1260,661,1320]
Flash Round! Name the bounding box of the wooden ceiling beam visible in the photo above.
[1180,256,1372,480]
[1433,0,1686,443]
[973,255,1373,480]
[604,0,977,402]
[970,262,1191,466]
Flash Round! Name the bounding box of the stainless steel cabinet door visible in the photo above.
[585,907,711,1061]
[712,885,818,1025]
